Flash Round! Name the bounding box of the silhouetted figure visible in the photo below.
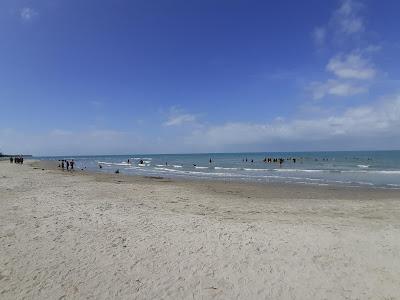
[127,159,130,164]
[70,160,75,170]
[209,158,212,164]
[99,164,102,169]
[61,160,65,170]
[251,159,254,163]
[165,162,168,166]
[245,158,248,162]
[115,169,119,174]
[66,160,70,171]
[10,157,13,163]
[293,158,296,163]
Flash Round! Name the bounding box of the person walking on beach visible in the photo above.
[70,160,75,171]
[66,160,70,171]
[9,157,13,163]
[61,160,65,170]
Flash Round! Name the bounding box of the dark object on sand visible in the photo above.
[115,169,120,174]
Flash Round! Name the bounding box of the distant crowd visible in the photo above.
[9,156,24,164]
[241,156,300,166]
[58,159,75,171]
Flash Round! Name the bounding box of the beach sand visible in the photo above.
[1,160,400,299]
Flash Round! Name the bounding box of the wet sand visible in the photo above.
[1,160,400,299]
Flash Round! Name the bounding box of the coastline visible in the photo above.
[33,159,400,198]
[34,151,400,190]
[1,160,400,299]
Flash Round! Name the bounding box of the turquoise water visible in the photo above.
[38,151,400,189]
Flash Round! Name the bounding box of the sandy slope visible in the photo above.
[1,160,400,299]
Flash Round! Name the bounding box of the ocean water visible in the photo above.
[37,151,400,189]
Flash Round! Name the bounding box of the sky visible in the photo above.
[1,0,400,155]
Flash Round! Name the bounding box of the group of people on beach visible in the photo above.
[240,157,299,166]
[9,156,23,164]
[263,157,297,165]
[58,159,75,171]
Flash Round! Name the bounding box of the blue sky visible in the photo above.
[1,0,400,155]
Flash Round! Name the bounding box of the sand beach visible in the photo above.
[1,160,400,299]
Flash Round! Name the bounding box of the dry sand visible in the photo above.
[1,160,400,299]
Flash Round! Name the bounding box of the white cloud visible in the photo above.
[363,45,382,54]
[333,0,364,34]
[308,0,376,100]
[20,7,38,21]
[185,95,400,151]
[326,53,376,80]
[164,108,197,126]
[309,79,367,100]
[312,27,326,46]
[164,114,196,126]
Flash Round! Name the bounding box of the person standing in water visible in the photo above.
[209,158,212,164]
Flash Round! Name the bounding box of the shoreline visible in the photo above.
[1,160,400,299]
[32,153,400,190]
[32,159,400,198]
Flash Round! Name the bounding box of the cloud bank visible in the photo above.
[185,95,400,151]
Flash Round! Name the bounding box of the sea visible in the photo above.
[37,151,400,189]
